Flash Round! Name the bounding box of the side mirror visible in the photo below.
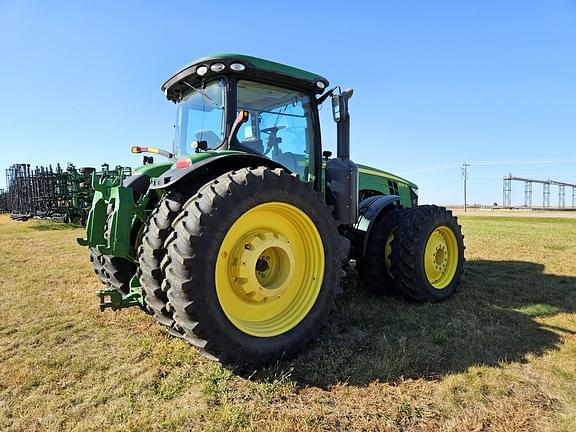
[331,94,341,122]
[331,89,354,123]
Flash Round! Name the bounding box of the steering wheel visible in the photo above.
[261,125,286,134]
[261,125,286,156]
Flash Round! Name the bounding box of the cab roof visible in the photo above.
[162,53,330,102]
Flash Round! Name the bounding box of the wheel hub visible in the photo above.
[229,232,295,304]
[423,226,459,289]
[433,243,447,272]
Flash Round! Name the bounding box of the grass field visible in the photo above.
[1,213,575,431]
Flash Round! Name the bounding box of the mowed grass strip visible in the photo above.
[0,213,575,431]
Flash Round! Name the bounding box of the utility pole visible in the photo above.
[462,163,470,212]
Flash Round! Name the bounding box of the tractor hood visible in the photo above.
[357,164,418,189]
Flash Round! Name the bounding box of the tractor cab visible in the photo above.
[161,53,358,224]
[162,54,328,184]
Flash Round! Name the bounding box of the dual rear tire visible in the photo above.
[138,192,185,331]
[138,167,343,366]
[89,248,135,294]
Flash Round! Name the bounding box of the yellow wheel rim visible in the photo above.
[384,230,395,276]
[215,202,325,337]
[424,226,459,289]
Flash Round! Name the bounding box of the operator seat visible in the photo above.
[272,149,300,174]
[195,130,221,148]
[240,139,264,155]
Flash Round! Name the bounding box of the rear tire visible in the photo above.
[101,255,136,294]
[89,247,107,285]
[90,248,135,294]
[165,167,342,366]
[391,205,464,302]
[138,193,186,330]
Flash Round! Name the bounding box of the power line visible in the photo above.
[462,163,470,212]
[469,158,576,166]
[402,158,576,175]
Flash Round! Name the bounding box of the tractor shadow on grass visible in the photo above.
[260,260,576,388]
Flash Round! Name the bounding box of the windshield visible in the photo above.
[173,79,225,157]
[235,80,315,180]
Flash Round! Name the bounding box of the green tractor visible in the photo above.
[79,54,464,367]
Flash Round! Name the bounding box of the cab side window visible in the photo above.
[236,80,315,180]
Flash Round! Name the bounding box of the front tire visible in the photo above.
[391,205,464,302]
[360,205,405,294]
[165,167,342,366]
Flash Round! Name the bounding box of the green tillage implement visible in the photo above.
[6,162,129,224]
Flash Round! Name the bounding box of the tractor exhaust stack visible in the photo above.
[326,89,358,225]
[334,89,353,160]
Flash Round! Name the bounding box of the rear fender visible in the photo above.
[151,154,289,191]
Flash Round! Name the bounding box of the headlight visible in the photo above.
[196,65,208,76]
[230,62,246,71]
[210,63,225,72]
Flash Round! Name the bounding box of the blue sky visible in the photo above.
[1,0,575,205]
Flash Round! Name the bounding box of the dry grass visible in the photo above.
[0,213,575,431]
